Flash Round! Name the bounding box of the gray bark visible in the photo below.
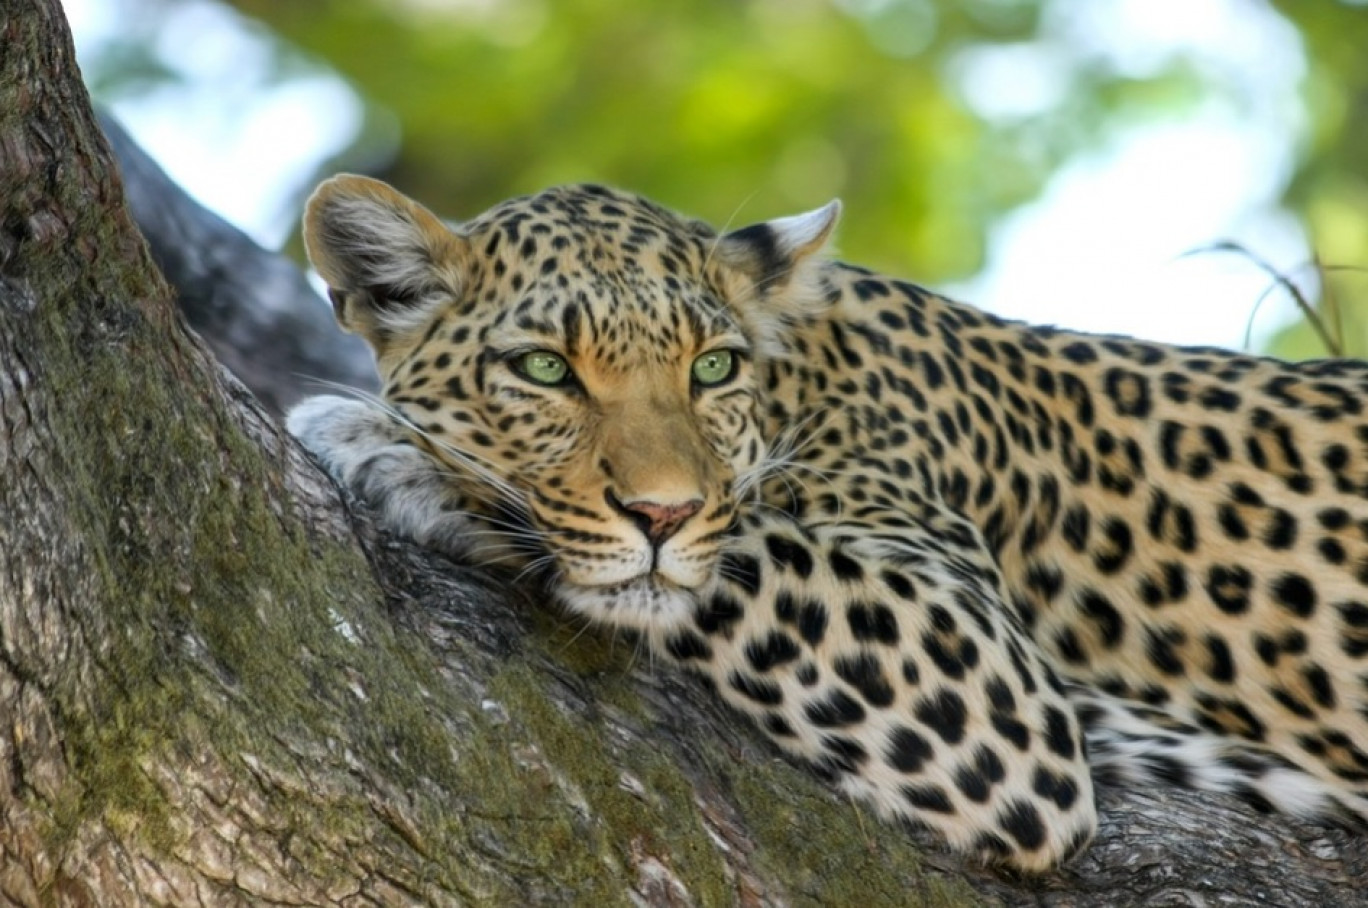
[1,0,1365,904]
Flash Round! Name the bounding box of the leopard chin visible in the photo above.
[555,575,699,632]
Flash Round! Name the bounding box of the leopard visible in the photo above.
[286,173,1368,871]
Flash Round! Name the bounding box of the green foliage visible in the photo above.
[213,0,1202,279]
[1264,1,1368,358]
[81,0,1368,349]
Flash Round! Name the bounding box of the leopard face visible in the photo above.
[302,176,837,630]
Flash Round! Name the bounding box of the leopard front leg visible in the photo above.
[287,395,506,561]
[658,506,1097,871]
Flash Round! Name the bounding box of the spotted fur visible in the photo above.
[288,175,1368,870]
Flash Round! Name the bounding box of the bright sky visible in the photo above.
[958,115,1307,350]
[65,0,1314,353]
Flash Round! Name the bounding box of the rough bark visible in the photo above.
[1,1,1365,905]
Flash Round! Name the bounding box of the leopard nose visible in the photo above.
[607,490,703,546]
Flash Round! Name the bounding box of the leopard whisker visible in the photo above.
[309,381,531,511]
[737,408,839,499]
[700,190,761,274]
[511,553,560,586]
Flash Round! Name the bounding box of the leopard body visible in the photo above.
[288,175,1368,869]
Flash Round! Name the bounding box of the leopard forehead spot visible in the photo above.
[302,174,1368,872]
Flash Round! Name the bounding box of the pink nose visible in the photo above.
[609,494,703,546]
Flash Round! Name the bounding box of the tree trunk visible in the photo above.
[1,2,1365,905]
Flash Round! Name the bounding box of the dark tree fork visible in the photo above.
[1,0,1365,904]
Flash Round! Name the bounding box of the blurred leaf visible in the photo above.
[87,0,1367,341]
[219,0,1188,280]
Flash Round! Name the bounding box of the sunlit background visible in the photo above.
[66,0,1368,357]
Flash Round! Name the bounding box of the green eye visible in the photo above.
[691,349,736,387]
[513,350,570,385]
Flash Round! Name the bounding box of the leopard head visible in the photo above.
[303,175,838,630]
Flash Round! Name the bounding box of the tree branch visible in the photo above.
[98,113,378,414]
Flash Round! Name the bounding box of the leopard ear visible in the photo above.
[303,174,468,350]
[717,201,841,352]
[722,201,837,303]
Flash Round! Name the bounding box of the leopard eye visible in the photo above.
[513,350,570,386]
[691,349,736,387]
